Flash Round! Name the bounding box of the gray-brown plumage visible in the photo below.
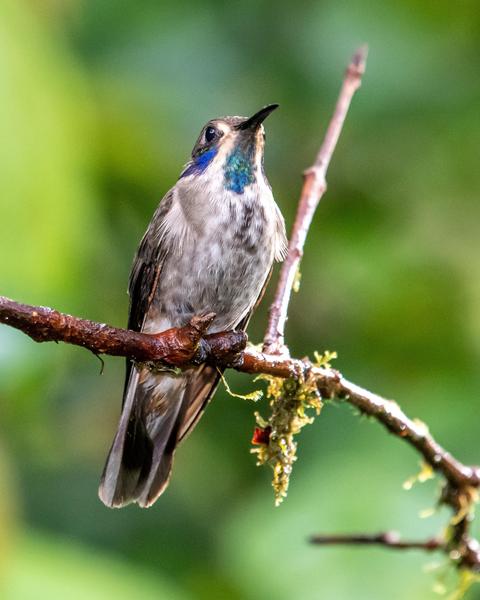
[99,105,286,508]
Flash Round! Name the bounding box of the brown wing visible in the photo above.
[100,191,178,507]
[178,266,273,442]
[128,190,175,331]
[122,191,173,393]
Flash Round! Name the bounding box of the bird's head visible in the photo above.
[180,104,279,194]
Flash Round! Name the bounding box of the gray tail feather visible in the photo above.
[98,369,187,508]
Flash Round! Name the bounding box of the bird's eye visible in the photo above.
[205,126,218,143]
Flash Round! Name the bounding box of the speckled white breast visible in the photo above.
[142,171,285,335]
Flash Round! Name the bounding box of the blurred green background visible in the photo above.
[1,0,480,598]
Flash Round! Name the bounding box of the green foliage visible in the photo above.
[3,531,188,600]
[0,0,99,308]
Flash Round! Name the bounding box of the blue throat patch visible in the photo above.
[224,147,255,194]
[180,147,218,178]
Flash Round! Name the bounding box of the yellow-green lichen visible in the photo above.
[251,353,333,506]
[431,561,480,600]
[403,461,435,491]
[218,370,263,402]
[292,266,302,293]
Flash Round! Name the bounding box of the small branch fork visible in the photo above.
[1,46,479,579]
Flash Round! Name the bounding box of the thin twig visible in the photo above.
[310,532,444,552]
[263,45,368,353]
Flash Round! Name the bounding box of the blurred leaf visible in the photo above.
[0,0,99,307]
[3,530,190,600]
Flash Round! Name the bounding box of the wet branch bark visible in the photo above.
[0,297,246,367]
[1,46,479,577]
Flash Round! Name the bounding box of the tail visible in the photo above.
[98,364,219,508]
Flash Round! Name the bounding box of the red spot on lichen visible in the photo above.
[252,426,271,445]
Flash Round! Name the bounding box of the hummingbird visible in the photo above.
[99,104,287,508]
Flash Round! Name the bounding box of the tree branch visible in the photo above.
[0,296,247,367]
[3,295,478,488]
[263,44,368,353]
[310,531,480,574]
[310,532,444,552]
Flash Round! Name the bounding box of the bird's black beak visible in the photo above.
[236,104,279,131]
